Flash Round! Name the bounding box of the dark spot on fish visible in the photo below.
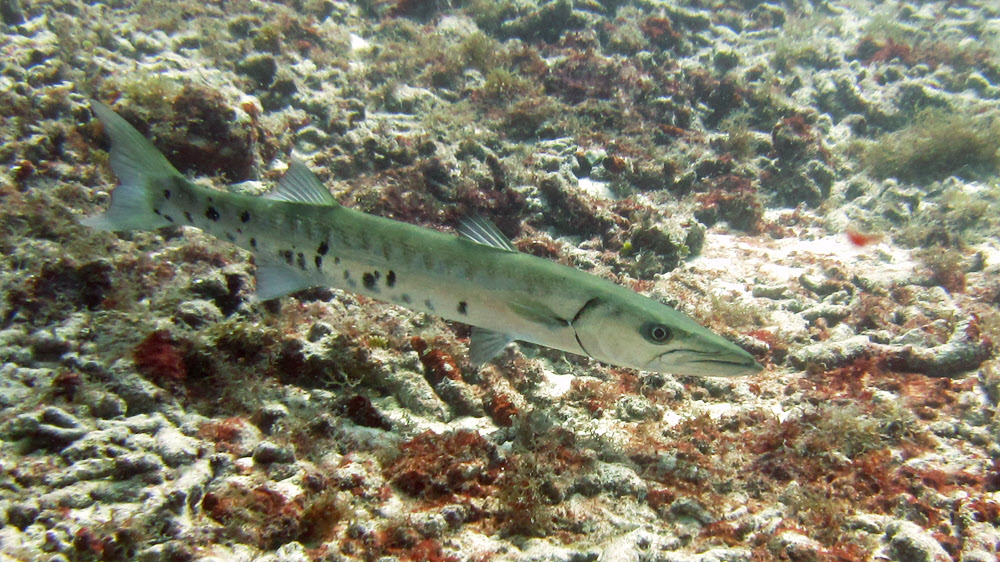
[362,272,377,290]
[154,208,161,216]
[164,215,174,223]
[343,271,350,281]
[184,211,193,223]
[315,255,322,269]
[424,299,435,311]
[401,293,412,304]
[226,232,236,242]
[240,210,251,223]
[206,206,220,221]
[296,252,306,270]
[281,250,294,266]
[250,238,258,249]
[163,189,171,200]
[334,256,341,265]
[458,301,468,315]
[318,241,329,255]
[386,270,396,288]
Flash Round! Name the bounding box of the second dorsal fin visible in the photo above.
[458,215,516,252]
[264,159,339,206]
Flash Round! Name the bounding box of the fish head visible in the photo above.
[571,295,763,377]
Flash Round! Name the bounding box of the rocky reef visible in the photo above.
[0,0,999,560]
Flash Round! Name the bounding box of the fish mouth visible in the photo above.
[649,350,763,377]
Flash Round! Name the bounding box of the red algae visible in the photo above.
[340,395,392,430]
[385,430,501,502]
[133,330,187,386]
[845,226,884,247]
[411,336,462,385]
[485,393,518,427]
[640,16,681,49]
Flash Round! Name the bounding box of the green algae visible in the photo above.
[860,108,1000,183]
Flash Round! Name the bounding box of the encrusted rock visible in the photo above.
[669,497,715,525]
[884,520,951,562]
[571,462,647,499]
[615,395,659,422]
[174,299,223,328]
[788,335,872,369]
[252,440,296,465]
[154,425,200,467]
[769,531,822,562]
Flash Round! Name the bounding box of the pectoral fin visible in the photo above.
[469,328,515,366]
[506,300,570,330]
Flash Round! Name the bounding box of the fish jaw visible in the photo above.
[645,348,763,377]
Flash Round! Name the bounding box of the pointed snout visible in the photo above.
[649,343,764,377]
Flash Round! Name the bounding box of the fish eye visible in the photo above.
[642,323,673,344]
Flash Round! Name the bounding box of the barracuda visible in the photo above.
[82,100,762,377]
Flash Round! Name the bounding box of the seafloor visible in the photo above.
[1,0,999,560]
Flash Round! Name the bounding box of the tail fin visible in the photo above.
[81,100,180,231]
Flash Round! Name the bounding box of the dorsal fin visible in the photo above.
[264,159,339,206]
[458,215,516,252]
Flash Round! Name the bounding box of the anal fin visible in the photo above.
[255,263,321,301]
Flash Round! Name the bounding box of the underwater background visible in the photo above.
[1,0,1000,560]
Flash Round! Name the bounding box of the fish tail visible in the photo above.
[80,100,177,232]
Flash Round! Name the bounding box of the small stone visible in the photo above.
[107,366,165,416]
[174,299,223,328]
[572,462,647,499]
[392,370,450,421]
[885,520,950,562]
[169,458,213,510]
[252,441,295,464]
[6,412,40,439]
[306,322,333,342]
[800,304,852,323]
[154,426,199,467]
[41,406,80,428]
[433,378,484,418]
[34,424,87,450]
[615,395,659,421]
[255,403,289,435]
[770,531,822,562]
[236,53,277,88]
[123,413,165,434]
[30,332,71,361]
[88,393,127,419]
[6,500,40,530]
[60,426,132,462]
[0,0,26,25]
[114,452,165,479]
[670,497,715,525]
[135,541,196,562]
[788,336,871,370]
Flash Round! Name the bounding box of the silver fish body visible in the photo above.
[83,100,762,377]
